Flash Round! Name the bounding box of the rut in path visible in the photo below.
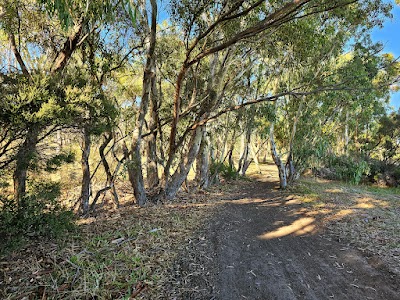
[166,177,400,300]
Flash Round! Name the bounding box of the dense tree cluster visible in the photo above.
[0,0,399,220]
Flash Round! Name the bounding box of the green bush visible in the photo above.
[324,155,370,185]
[365,159,400,186]
[393,167,400,180]
[210,161,239,180]
[0,180,75,250]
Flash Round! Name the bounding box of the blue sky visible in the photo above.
[371,1,400,111]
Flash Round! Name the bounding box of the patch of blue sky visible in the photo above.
[371,1,400,110]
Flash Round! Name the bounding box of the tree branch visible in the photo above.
[189,82,388,130]
[8,32,30,77]
[50,22,84,73]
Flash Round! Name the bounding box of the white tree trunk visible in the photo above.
[250,141,262,174]
[195,126,210,189]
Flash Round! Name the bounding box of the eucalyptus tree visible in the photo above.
[373,110,400,163]
[123,0,158,206]
[270,41,396,188]
[160,0,371,198]
[0,0,127,207]
[0,0,90,203]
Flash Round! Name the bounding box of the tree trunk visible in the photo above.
[127,0,157,206]
[286,153,296,184]
[145,131,159,189]
[219,128,229,163]
[228,147,234,170]
[128,129,148,206]
[195,126,210,189]
[13,126,39,207]
[344,110,349,154]
[237,133,245,174]
[145,68,160,189]
[51,22,84,73]
[238,128,251,176]
[164,127,203,200]
[285,97,303,184]
[250,141,262,174]
[270,124,287,189]
[97,133,119,208]
[80,127,91,215]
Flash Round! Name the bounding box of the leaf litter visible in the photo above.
[1,167,399,299]
[0,187,224,299]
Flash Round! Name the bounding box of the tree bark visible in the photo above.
[250,140,262,174]
[80,127,91,215]
[286,153,296,184]
[238,126,252,176]
[164,127,203,200]
[270,124,287,189]
[195,126,210,189]
[13,126,39,206]
[285,97,303,183]
[128,0,157,206]
[145,63,160,189]
[145,133,159,188]
[51,22,84,74]
[8,32,30,77]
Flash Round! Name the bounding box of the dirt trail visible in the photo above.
[166,172,399,299]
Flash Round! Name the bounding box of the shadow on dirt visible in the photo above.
[166,178,399,300]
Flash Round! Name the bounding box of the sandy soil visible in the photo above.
[164,173,399,299]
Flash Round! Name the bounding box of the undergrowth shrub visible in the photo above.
[210,161,239,180]
[367,159,400,186]
[0,180,75,251]
[323,154,370,184]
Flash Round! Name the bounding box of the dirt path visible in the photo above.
[166,175,399,299]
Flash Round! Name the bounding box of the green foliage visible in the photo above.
[210,161,239,181]
[324,154,370,185]
[0,180,75,251]
[38,0,118,30]
[45,151,75,172]
[367,158,400,186]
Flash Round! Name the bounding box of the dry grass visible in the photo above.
[0,189,222,300]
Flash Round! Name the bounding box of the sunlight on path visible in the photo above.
[258,217,316,240]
